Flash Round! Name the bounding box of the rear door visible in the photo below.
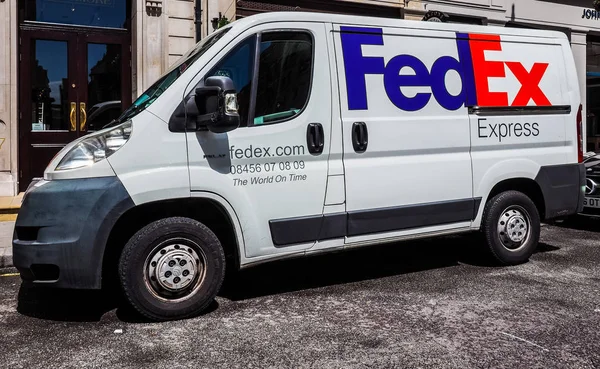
[333,24,475,243]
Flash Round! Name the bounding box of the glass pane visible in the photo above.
[253,32,313,125]
[206,37,255,127]
[22,0,127,29]
[587,41,600,149]
[30,40,69,132]
[87,43,122,131]
[117,28,231,125]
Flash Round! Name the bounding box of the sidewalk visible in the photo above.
[0,193,21,268]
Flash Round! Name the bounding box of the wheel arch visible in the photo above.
[483,178,546,221]
[473,159,546,227]
[101,193,244,289]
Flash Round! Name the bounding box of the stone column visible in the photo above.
[571,31,587,149]
[221,0,236,21]
[132,0,168,99]
[0,0,18,196]
[202,0,227,37]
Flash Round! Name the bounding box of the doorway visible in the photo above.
[19,24,131,190]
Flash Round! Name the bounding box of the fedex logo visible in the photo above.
[339,27,551,111]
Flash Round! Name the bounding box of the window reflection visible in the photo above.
[207,38,254,126]
[254,33,313,125]
[587,40,600,152]
[21,0,127,29]
[87,43,122,131]
[30,40,68,131]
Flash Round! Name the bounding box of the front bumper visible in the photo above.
[12,177,134,289]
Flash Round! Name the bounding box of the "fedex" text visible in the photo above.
[339,27,551,112]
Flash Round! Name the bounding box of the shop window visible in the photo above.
[446,15,486,25]
[505,21,571,42]
[19,0,130,29]
[236,0,403,19]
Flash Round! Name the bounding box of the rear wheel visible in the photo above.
[481,191,541,265]
[118,217,225,321]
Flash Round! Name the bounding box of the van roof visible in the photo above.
[226,11,568,42]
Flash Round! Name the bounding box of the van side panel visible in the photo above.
[333,25,474,243]
[108,110,192,205]
[468,35,576,225]
[560,38,582,165]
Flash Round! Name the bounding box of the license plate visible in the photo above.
[584,197,600,208]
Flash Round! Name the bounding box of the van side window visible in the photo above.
[204,31,313,127]
[206,37,255,127]
[253,32,313,126]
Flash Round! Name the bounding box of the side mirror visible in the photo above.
[194,76,240,133]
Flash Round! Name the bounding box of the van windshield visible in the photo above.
[114,27,231,125]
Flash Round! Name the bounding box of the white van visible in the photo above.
[13,12,586,321]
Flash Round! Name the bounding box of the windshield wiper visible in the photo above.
[115,101,150,124]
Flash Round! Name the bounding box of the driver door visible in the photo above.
[186,23,333,258]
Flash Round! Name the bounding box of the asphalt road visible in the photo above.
[1,218,599,369]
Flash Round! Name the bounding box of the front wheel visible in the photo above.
[118,217,225,321]
[481,191,541,266]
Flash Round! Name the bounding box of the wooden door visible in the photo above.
[19,26,131,190]
[78,32,131,133]
[20,29,79,187]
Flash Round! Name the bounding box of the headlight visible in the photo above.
[56,120,132,171]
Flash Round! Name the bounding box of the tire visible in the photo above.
[481,190,541,266]
[118,217,225,321]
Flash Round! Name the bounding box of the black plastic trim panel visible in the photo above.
[468,105,571,116]
[270,198,482,247]
[347,198,478,237]
[269,214,323,246]
[12,177,135,289]
[319,213,347,241]
[534,163,585,219]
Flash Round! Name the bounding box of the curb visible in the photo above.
[0,218,16,268]
[0,252,13,268]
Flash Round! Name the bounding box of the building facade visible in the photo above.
[0,0,599,196]
[0,0,235,196]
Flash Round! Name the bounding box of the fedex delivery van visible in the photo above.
[13,12,586,321]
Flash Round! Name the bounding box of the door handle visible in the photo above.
[352,122,368,153]
[79,102,87,132]
[306,123,324,155]
[69,102,77,132]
